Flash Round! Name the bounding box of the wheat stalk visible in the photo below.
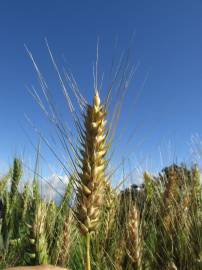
[75,90,108,270]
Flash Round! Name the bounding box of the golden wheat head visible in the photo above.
[127,204,141,266]
[75,90,108,235]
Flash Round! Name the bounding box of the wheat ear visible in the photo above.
[34,202,49,264]
[103,180,117,238]
[127,204,141,269]
[75,90,108,270]
[57,210,73,266]
[143,171,154,200]
[162,166,178,231]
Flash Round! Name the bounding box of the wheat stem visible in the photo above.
[85,232,91,270]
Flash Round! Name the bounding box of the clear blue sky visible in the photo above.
[0,0,202,175]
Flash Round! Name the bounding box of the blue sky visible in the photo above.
[0,1,202,176]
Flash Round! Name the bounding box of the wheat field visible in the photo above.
[0,91,201,270]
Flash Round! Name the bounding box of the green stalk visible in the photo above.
[85,232,91,270]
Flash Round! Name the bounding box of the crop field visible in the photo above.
[0,90,201,270]
[1,3,202,268]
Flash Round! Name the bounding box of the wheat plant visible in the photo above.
[74,90,108,270]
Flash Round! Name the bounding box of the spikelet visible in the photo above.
[126,204,141,267]
[75,90,108,235]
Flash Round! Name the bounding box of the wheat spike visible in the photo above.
[10,158,22,201]
[103,180,117,238]
[163,166,178,206]
[75,90,108,235]
[162,166,178,231]
[127,204,141,267]
[191,165,201,199]
[75,90,108,270]
[143,171,155,200]
[57,210,73,266]
[179,192,191,230]
[22,183,30,223]
[114,238,125,270]
[34,202,49,264]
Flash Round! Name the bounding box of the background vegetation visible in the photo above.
[0,158,201,270]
